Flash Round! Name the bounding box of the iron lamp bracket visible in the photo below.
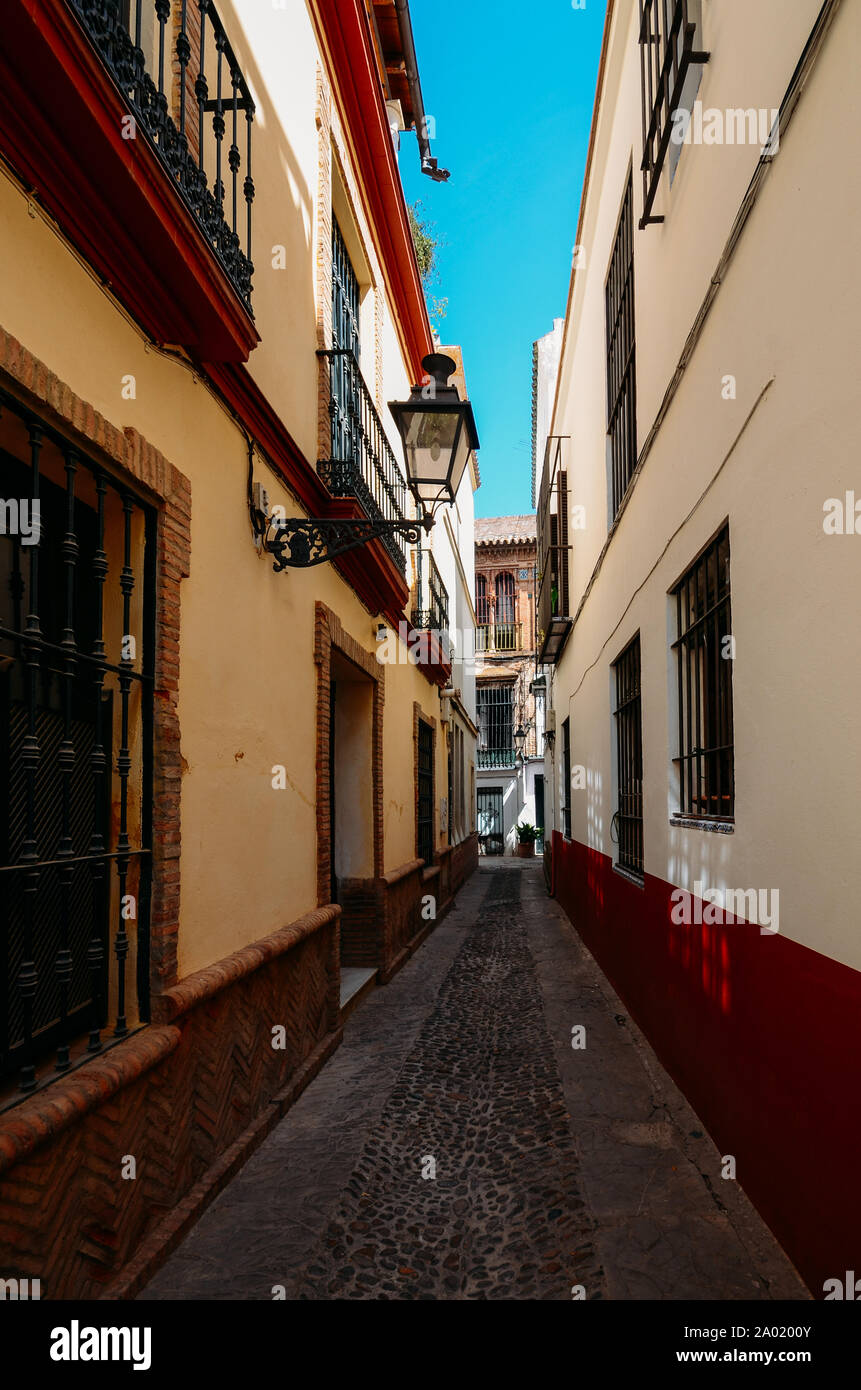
[263,512,433,570]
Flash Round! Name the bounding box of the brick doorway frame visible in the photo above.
[313,603,384,924]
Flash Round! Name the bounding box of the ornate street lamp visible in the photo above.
[514,724,527,760]
[388,353,479,512]
[259,354,478,570]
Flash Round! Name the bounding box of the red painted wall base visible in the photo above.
[551,831,861,1297]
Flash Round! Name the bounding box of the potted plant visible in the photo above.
[516,823,542,858]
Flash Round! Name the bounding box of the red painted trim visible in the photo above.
[313,0,433,382]
[207,361,409,628]
[551,831,861,1296]
[1,0,258,362]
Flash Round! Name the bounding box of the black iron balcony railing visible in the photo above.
[477,749,516,770]
[638,0,709,229]
[70,0,255,313]
[318,348,410,571]
[412,550,449,634]
[536,435,573,665]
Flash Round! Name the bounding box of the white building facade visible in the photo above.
[537,0,860,1294]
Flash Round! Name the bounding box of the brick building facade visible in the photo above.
[474,517,546,855]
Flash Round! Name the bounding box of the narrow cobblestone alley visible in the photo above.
[140,864,808,1301]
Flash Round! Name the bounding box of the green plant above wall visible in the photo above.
[408,200,448,331]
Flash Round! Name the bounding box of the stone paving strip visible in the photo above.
[140,862,808,1301]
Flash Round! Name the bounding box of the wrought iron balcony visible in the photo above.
[319,348,410,572]
[476,622,523,654]
[411,550,449,633]
[69,0,255,313]
[477,749,516,770]
[494,621,522,653]
[536,436,573,665]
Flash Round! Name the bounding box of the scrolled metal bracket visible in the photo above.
[263,513,432,570]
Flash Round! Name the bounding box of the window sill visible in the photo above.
[670,815,734,834]
[613,862,645,889]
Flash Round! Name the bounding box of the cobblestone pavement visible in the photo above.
[141,862,808,1301]
[295,868,601,1299]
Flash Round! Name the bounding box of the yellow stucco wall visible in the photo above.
[0,0,457,980]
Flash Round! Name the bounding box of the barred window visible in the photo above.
[561,717,571,840]
[477,684,514,770]
[475,574,489,624]
[672,527,734,820]
[0,391,155,1102]
[639,0,710,228]
[416,717,434,865]
[495,571,515,623]
[606,174,637,521]
[613,635,644,875]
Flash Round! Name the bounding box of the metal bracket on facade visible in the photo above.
[263,514,431,570]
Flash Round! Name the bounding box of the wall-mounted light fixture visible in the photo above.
[255,354,478,571]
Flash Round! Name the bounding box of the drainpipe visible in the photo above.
[393,0,450,182]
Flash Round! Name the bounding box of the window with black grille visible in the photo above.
[0,391,155,1103]
[330,218,361,466]
[475,574,489,624]
[561,717,571,840]
[494,572,519,652]
[672,526,734,820]
[639,0,710,229]
[477,684,514,769]
[606,175,637,522]
[613,635,644,876]
[495,572,515,623]
[416,718,434,865]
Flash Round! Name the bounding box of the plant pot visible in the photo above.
[516,841,535,858]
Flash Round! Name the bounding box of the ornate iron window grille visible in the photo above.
[606,175,637,521]
[672,526,734,819]
[318,349,410,572]
[0,387,156,1106]
[639,0,710,229]
[477,684,515,769]
[613,634,644,875]
[69,0,255,314]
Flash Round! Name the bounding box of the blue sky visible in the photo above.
[399,0,608,520]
